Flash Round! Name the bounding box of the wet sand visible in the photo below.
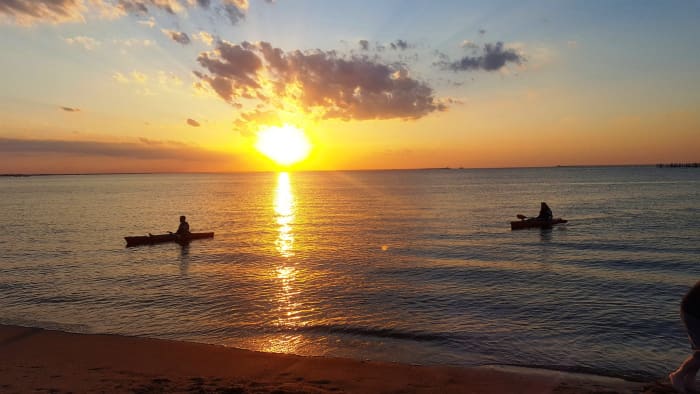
[0,324,672,393]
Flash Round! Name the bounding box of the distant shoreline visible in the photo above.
[2,163,692,177]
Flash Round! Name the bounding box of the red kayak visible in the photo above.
[511,218,567,230]
[124,232,214,247]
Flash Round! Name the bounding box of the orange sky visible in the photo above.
[1,1,698,173]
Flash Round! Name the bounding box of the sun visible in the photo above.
[255,124,311,166]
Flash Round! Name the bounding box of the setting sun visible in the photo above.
[255,125,312,166]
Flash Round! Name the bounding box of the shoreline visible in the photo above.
[0,324,668,393]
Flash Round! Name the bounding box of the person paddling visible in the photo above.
[536,202,553,221]
[175,215,190,235]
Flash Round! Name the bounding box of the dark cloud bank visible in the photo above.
[0,137,228,162]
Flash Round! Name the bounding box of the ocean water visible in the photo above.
[1,167,698,379]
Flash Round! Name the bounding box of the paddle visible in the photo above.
[516,214,528,220]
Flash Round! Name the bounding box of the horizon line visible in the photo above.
[3,163,693,177]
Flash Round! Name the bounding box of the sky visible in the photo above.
[0,0,698,173]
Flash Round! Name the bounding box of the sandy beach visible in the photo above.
[0,324,673,393]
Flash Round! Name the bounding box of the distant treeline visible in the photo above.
[656,163,699,168]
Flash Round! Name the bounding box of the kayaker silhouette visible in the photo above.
[512,203,566,230]
[536,202,553,220]
[175,215,190,235]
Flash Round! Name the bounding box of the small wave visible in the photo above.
[490,363,657,382]
[274,324,452,342]
[0,317,90,334]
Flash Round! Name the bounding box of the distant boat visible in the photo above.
[511,218,567,230]
[125,232,214,247]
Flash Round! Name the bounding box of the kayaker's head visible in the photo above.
[180,215,186,223]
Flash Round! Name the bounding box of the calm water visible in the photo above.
[1,167,699,379]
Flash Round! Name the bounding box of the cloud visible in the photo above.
[460,40,478,50]
[0,0,262,26]
[60,106,80,112]
[113,38,156,47]
[162,29,190,45]
[0,0,185,26]
[0,137,228,162]
[138,16,155,27]
[197,0,248,24]
[356,39,413,52]
[0,0,86,25]
[195,40,445,134]
[186,118,200,127]
[157,70,183,86]
[114,38,156,55]
[64,35,100,50]
[193,31,214,46]
[112,71,152,84]
[436,42,524,72]
[117,0,184,15]
[389,39,409,50]
[131,71,148,83]
[112,72,130,83]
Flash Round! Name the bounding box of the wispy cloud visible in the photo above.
[161,29,190,45]
[195,40,446,134]
[356,39,414,52]
[157,70,183,87]
[131,71,148,83]
[460,40,478,50]
[138,16,156,27]
[113,38,156,55]
[113,38,156,47]
[0,0,85,26]
[0,0,265,26]
[111,71,150,84]
[63,35,100,50]
[436,42,524,72]
[118,0,184,15]
[60,106,80,112]
[112,72,130,83]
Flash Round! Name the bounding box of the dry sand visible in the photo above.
[0,324,674,393]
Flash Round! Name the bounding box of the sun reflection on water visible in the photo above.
[274,172,295,258]
[265,172,304,354]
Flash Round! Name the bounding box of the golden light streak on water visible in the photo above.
[265,172,304,354]
[274,172,295,257]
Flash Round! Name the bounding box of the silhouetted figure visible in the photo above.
[536,202,553,221]
[670,281,700,393]
[175,215,190,235]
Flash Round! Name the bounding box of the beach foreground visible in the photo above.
[0,325,673,393]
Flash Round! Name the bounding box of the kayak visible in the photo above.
[124,232,214,247]
[511,218,567,230]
